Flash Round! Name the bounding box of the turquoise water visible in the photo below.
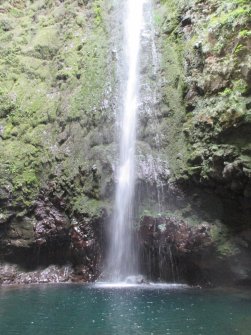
[0,284,250,335]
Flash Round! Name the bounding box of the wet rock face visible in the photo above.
[139,215,213,285]
[69,213,106,282]
[34,197,71,252]
[139,215,251,286]
[0,189,106,284]
[152,0,251,285]
[139,216,212,256]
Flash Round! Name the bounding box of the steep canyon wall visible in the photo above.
[0,0,250,286]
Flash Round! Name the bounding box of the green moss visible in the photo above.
[220,87,232,96]
[0,139,41,204]
[93,1,103,26]
[72,195,108,217]
[174,0,251,181]
[209,4,250,28]
[0,18,13,32]
[210,224,240,257]
[233,79,248,95]
[0,89,16,118]
[0,0,113,215]
[238,29,251,38]
[220,80,248,100]
[67,28,111,125]
[155,1,188,180]
[32,26,59,59]
[18,56,52,81]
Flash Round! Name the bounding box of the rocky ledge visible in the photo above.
[0,264,73,285]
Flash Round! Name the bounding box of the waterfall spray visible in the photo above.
[107,0,146,282]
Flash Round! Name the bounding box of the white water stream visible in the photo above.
[106,0,147,282]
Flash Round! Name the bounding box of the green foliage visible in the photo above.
[93,0,103,26]
[238,29,251,38]
[153,12,162,26]
[220,79,248,97]
[234,43,245,55]
[205,0,250,41]
[220,87,232,96]
[233,79,248,95]
[231,0,251,4]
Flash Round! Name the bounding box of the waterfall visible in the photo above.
[106,0,146,282]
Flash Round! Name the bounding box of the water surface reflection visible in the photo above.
[0,284,251,335]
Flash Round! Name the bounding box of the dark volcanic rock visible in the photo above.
[139,215,212,254]
[0,190,105,284]
[139,215,251,287]
[69,215,105,282]
[34,197,71,253]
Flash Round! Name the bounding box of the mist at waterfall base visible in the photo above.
[1,285,250,335]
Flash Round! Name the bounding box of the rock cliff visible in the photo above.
[0,0,114,283]
[0,0,250,286]
[145,0,251,286]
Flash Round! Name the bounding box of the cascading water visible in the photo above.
[106,0,146,282]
